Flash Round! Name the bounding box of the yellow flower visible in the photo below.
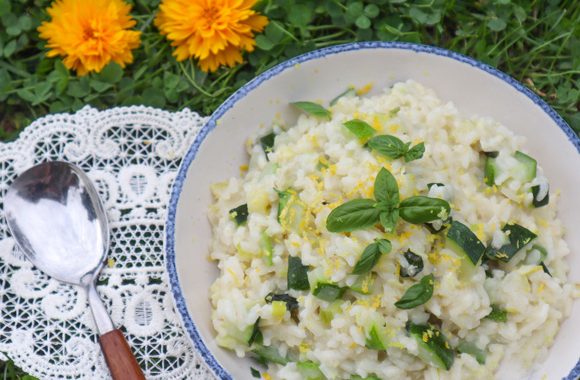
[155,0,268,72]
[38,0,141,76]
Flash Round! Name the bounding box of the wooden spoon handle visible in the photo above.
[99,329,146,380]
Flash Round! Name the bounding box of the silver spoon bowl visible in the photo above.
[5,161,145,380]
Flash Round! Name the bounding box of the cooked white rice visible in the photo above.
[208,81,574,379]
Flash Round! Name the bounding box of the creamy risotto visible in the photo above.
[207,81,574,380]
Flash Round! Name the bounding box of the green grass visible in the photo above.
[0,0,579,378]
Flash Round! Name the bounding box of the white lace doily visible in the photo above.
[0,106,215,379]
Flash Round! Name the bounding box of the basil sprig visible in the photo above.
[352,239,392,275]
[326,168,450,233]
[394,274,434,309]
[291,101,331,119]
[368,135,425,162]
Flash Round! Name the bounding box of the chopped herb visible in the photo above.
[330,87,356,106]
[313,282,345,302]
[531,184,549,207]
[248,317,263,346]
[259,131,276,157]
[229,204,249,225]
[395,274,434,309]
[343,119,376,142]
[408,323,454,370]
[291,101,331,119]
[250,367,261,378]
[251,345,289,365]
[399,250,424,278]
[399,196,451,224]
[485,304,508,322]
[287,256,310,291]
[352,239,392,275]
[265,293,300,323]
[326,198,381,232]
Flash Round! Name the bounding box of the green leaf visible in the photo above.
[352,239,391,274]
[343,119,375,141]
[289,4,313,26]
[355,15,371,29]
[66,80,90,98]
[291,101,331,119]
[255,35,274,51]
[0,0,12,16]
[487,18,507,32]
[96,62,123,83]
[3,39,16,57]
[399,196,450,224]
[373,167,399,205]
[142,87,166,108]
[288,256,310,290]
[313,282,345,301]
[368,135,408,159]
[89,80,113,93]
[364,4,380,18]
[326,198,381,232]
[485,304,507,322]
[16,89,35,102]
[394,274,434,309]
[404,142,425,162]
[379,209,399,232]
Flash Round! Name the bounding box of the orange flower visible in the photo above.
[155,0,268,72]
[38,0,141,76]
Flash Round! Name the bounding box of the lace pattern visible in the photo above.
[0,106,214,379]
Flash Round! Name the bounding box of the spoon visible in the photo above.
[4,161,145,380]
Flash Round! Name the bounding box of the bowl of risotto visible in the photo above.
[166,42,580,380]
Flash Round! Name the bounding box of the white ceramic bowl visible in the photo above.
[166,42,580,380]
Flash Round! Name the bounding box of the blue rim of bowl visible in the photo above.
[165,41,580,380]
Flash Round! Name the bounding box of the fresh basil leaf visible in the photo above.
[394,274,434,309]
[287,256,310,290]
[229,204,249,225]
[352,239,391,275]
[265,293,300,323]
[485,304,507,322]
[260,131,276,156]
[250,367,261,378]
[404,142,425,162]
[399,250,424,278]
[374,167,399,205]
[330,87,356,106]
[291,101,331,119]
[343,119,376,142]
[248,317,263,346]
[313,282,345,302]
[399,196,450,224]
[251,345,289,365]
[326,198,381,232]
[379,209,399,233]
[367,135,408,159]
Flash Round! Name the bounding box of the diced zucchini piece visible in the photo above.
[297,361,326,380]
[288,256,310,291]
[408,324,454,370]
[484,156,498,186]
[272,301,287,319]
[216,322,254,349]
[485,304,508,322]
[399,250,424,278]
[350,272,376,294]
[265,293,300,323]
[531,184,549,207]
[313,282,345,302]
[247,189,269,214]
[248,317,263,345]
[251,345,289,365]
[276,188,309,232]
[486,223,537,262]
[351,375,381,380]
[524,244,548,265]
[319,300,342,325]
[229,204,248,225]
[259,231,273,265]
[446,221,486,266]
[365,324,388,350]
[541,262,552,276]
[457,341,486,364]
[513,151,537,183]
